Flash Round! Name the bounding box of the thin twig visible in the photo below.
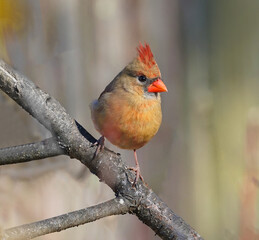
[4,198,129,240]
[0,137,65,165]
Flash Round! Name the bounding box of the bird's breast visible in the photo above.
[92,92,162,150]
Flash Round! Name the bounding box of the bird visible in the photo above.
[90,43,167,186]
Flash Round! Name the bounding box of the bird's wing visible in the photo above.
[98,71,123,100]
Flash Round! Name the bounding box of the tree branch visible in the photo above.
[0,60,203,240]
[4,198,129,240]
[0,137,65,165]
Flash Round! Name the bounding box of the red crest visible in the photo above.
[137,42,156,68]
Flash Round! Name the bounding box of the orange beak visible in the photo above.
[148,79,168,93]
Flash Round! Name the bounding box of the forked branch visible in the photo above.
[0,60,203,240]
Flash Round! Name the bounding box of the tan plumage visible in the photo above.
[90,43,167,185]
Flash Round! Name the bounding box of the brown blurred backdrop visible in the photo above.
[0,0,259,239]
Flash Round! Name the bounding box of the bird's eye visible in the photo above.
[138,75,147,82]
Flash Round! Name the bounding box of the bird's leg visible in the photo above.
[93,136,105,159]
[129,150,144,186]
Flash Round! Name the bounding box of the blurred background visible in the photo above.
[0,0,259,239]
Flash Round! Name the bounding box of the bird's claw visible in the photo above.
[128,166,144,187]
[92,136,105,159]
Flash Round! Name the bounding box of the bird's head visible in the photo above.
[122,43,167,98]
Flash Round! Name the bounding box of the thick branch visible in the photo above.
[4,198,129,240]
[0,60,203,240]
[0,137,65,165]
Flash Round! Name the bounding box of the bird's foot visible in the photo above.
[128,166,144,187]
[92,136,105,159]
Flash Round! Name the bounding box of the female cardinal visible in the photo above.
[90,43,167,185]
